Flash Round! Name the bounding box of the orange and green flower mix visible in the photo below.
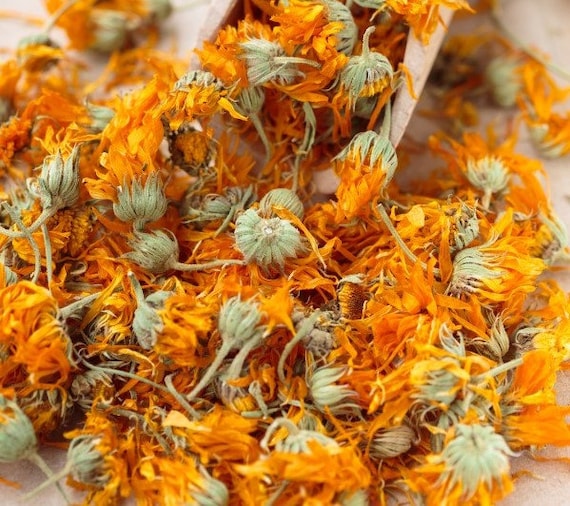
[1,0,570,505]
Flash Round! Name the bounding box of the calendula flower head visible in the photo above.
[434,424,516,500]
[234,208,305,270]
[189,467,229,506]
[129,271,172,350]
[218,295,265,347]
[66,435,109,487]
[465,156,510,210]
[167,121,217,175]
[239,37,320,87]
[70,369,115,411]
[306,363,360,415]
[527,122,568,158]
[339,26,394,108]
[447,241,503,297]
[89,9,136,52]
[125,229,179,274]
[473,312,510,362]
[367,424,416,460]
[335,130,398,185]
[261,417,338,454]
[85,102,115,132]
[29,145,81,211]
[234,85,265,116]
[534,211,569,264]
[338,275,368,319]
[259,188,304,219]
[321,0,358,55]
[485,55,522,107]
[450,202,479,252]
[0,394,38,462]
[113,173,168,231]
[16,33,61,72]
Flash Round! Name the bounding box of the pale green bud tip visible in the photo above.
[67,435,109,487]
[113,173,168,229]
[0,395,38,463]
[438,423,515,499]
[124,229,179,274]
[218,296,265,347]
[369,425,416,460]
[259,188,304,219]
[235,209,305,270]
[33,145,81,210]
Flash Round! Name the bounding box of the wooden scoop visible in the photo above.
[197,1,453,191]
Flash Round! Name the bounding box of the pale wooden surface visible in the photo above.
[1,1,570,504]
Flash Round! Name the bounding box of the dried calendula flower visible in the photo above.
[259,188,304,220]
[306,363,360,415]
[234,208,306,270]
[261,417,338,454]
[113,173,168,231]
[125,229,243,274]
[433,424,516,500]
[184,296,266,402]
[485,55,523,108]
[189,467,230,506]
[239,37,320,87]
[88,9,137,53]
[367,424,417,460]
[129,271,173,350]
[465,156,510,210]
[339,26,394,109]
[70,369,115,411]
[321,0,358,55]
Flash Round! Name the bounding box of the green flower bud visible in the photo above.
[67,435,109,487]
[113,173,168,230]
[144,0,173,22]
[306,364,359,415]
[259,188,304,219]
[124,229,179,274]
[368,425,416,460]
[465,156,509,210]
[0,394,38,463]
[129,271,172,349]
[339,26,394,108]
[218,296,265,348]
[485,56,522,108]
[89,9,136,53]
[234,209,305,270]
[86,102,115,132]
[30,145,80,211]
[234,86,265,117]
[322,0,358,55]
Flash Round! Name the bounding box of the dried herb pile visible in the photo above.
[1,0,570,505]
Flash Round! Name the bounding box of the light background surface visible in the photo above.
[0,0,569,504]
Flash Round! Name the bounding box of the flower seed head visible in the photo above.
[31,145,81,210]
[217,296,265,348]
[485,56,522,108]
[436,424,515,500]
[368,425,416,460]
[67,435,109,487]
[113,173,168,230]
[259,188,304,219]
[124,229,179,274]
[339,26,394,108]
[0,395,38,463]
[235,209,305,270]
